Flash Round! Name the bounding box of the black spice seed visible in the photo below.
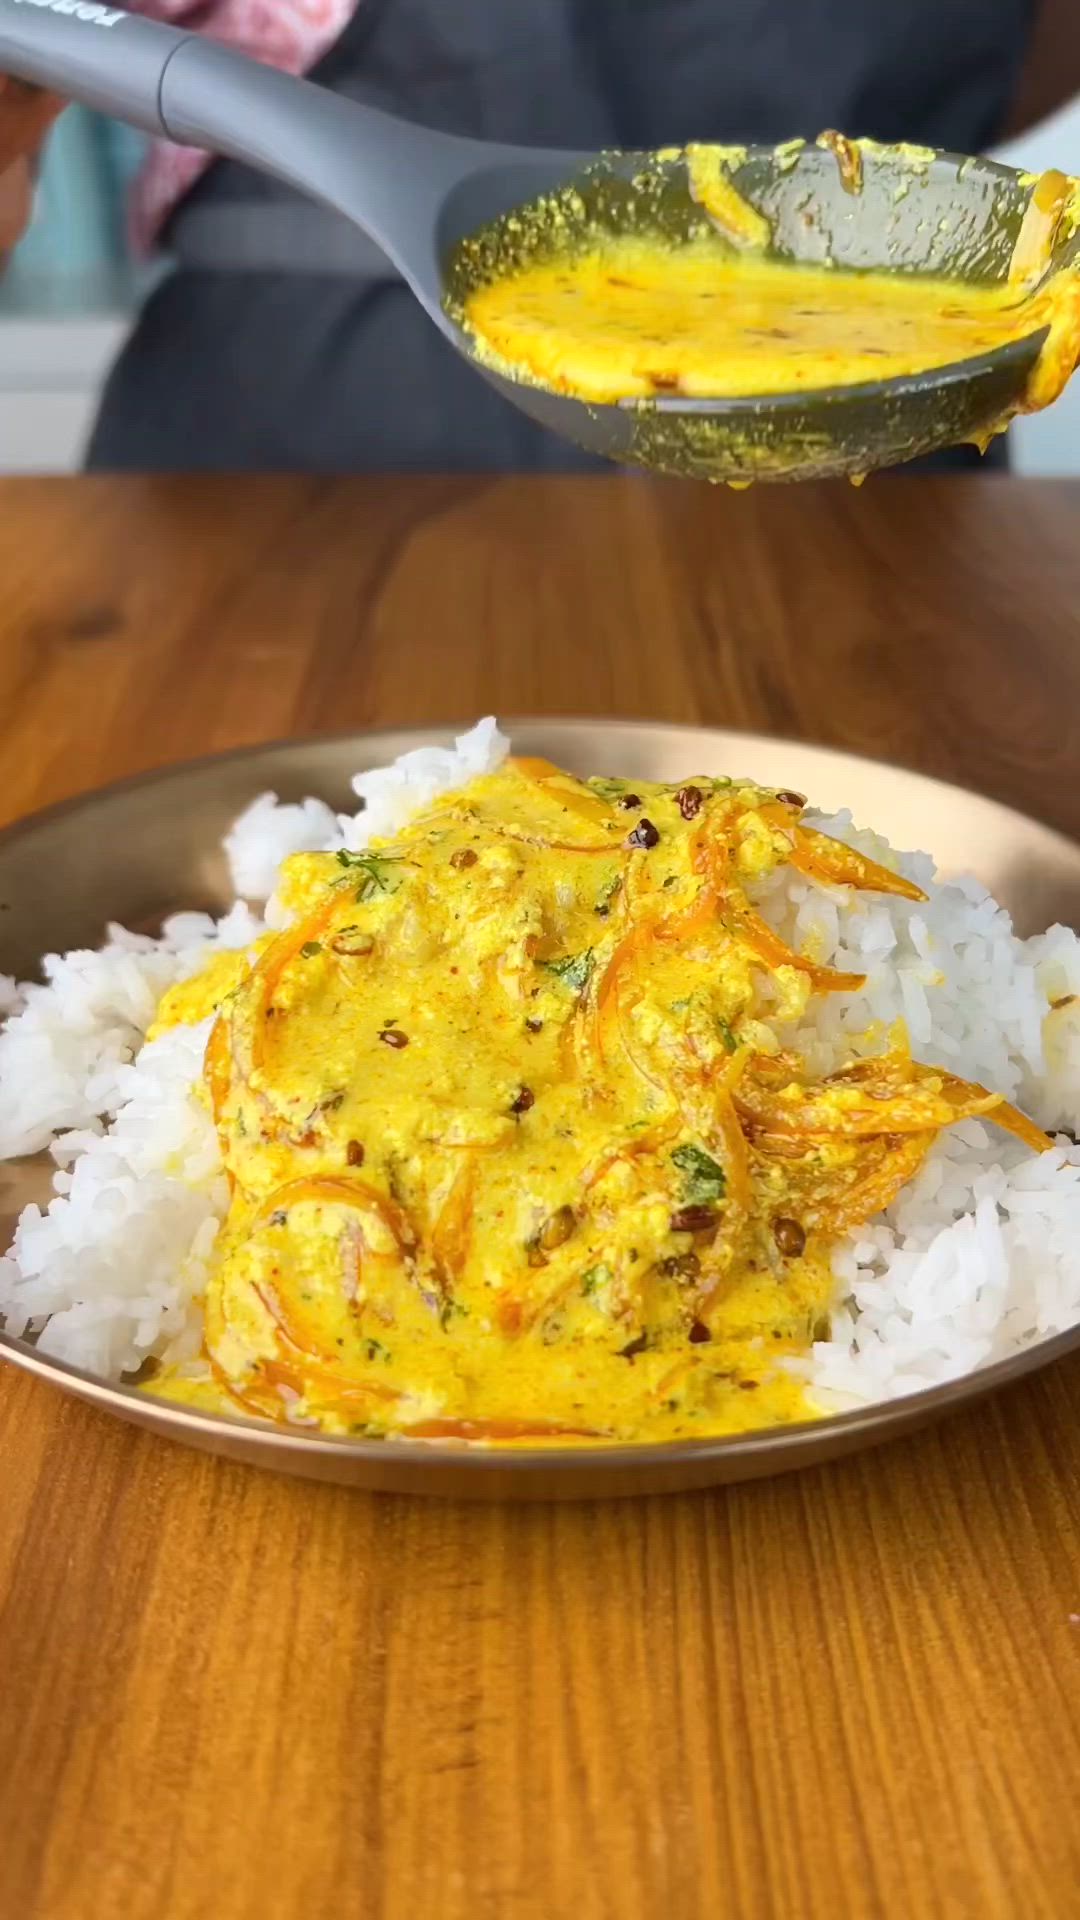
[618,792,642,810]
[451,847,478,870]
[776,790,806,810]
[773,1216,807,1257]
[660,1251,701,1280]
[511,1086,535,1116]
[626,818,660,850]
[619,1332,649,1359]
[380,1028,409,1050]
[524,1018,543,1034]
[676,784,703,820]
[347,1140,365,1167]
[739,1379,760,1391]
[688,1319,712,1345]
[270,1210,288,1227]
[670,1205,718,1234]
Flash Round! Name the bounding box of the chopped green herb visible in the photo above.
[300,940,323,958]
[671,1143,727,1207]
[588,777,632,802]
[542,949,595,994]
[363,1338,392,1364]
[716,1019,738,1054]
[594,873,622,916]
[580,1264,612,1297]
[335,849,403,901]
[439,1299,470,1329]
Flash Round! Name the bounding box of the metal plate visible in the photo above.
[3,720,1080,1500]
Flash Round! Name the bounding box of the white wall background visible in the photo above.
[1,104,1078,474]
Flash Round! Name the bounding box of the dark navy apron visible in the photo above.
[88,0,1034,472]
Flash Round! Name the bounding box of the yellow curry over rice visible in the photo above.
[150,761,1048,1445]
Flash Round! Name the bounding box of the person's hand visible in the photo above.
[0,77,65,254]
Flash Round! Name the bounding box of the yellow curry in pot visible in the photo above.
[149,761,1047,1445]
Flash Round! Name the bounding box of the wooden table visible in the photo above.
[3,475,1080,1920]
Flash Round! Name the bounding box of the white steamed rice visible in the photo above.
[2,714,1080,1415]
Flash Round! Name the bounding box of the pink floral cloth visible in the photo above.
[129,0,357,250]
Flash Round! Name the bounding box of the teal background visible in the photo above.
[0,109,146,311]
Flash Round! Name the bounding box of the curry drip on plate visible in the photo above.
[149,762,1047,1445]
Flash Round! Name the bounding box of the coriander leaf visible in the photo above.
[335,849,403,902]
[671,1143,727,1207]
[716,1019,738,1054]
[541,949,595,994]
[581,1264,612,1297]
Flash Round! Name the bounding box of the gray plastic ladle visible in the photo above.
[0,0,1065,481]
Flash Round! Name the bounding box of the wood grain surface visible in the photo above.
[2,474,1080,1920]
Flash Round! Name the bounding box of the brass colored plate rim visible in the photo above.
[5,1309,1080,1481]
[4,710,1080,856]
[3,718,1079,1491]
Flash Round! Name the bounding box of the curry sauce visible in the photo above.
[464,238,1058,402]
[149,762,1047,1445]
[457,146,1080,430]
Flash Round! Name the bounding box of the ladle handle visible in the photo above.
[0,3,188,134]
[0,1,462,256]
